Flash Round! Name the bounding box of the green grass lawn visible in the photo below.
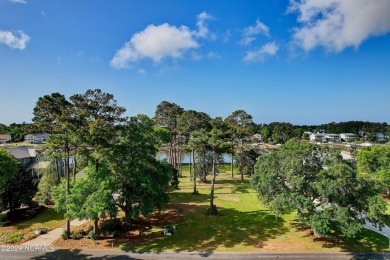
[0,207,66,244]
[121,167,389,252]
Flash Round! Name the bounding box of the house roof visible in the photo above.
[5,146,37,159]
[0,134,10,140]
[26,161,50,170]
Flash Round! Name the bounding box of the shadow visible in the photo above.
[31,249,140,259]
[215,178,254,194]
[120,204,288,253]
[15,208,65,230]
[348,252,390,260]
[291,219,390,253]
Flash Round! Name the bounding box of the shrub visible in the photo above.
[101,219,122,237]
[87,231,98,240]
[0,213,8,227]
[6,232,23,244]
[77,229,86,236]
[60,230,68,240]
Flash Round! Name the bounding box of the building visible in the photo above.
[0,134,11,144]
[24,133,50,144]
[5,146,52,185]
[310,132,326,142]
[376,133,387,142]
[325,134,341,142]
[340,133,356,142]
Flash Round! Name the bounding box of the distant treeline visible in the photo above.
[1,119,388,144]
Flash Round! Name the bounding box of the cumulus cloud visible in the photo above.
[240,19,269,46]
[110,12,214,69]
[288,0,390,52]
[0,30,30,50]
[243,42,278,62]
[9,0,26,4]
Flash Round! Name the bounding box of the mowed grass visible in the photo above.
[121,166,389,252]
[0,207,66,244]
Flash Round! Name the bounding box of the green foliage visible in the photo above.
[6,232,23,244]
[36,172,58,205]
[0,171,38,213]
[0,148,18,194]
[101,219,122,237]
[251,139,387,238]
[61,229,68,240]
[107,115,171,223]
[88,230,98,240]
[0,213,8,227]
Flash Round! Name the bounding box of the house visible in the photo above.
[251,134,262,142]
[310,132,326,142]
[325,134,341,142]
[5,146,51,183]
[376,133,386,142]
[24,133,50,144]
[0,134,11,144]
[340,133,356,142]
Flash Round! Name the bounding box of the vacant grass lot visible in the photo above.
[121,166,389,252]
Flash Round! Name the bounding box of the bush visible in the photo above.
[60,229,68,240]
[6,232,23,244]
[87,231,98,240]
[101,219,122,237]
[70,231,83,240]
[0,213,8,227]
[35,227,48,235]
[77,229,86,236]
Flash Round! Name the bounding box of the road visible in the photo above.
[0,249,390,260]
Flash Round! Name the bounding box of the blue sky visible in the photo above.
[1,0,389,125]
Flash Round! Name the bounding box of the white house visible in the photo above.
[340,133,356,142]
[376,133,386,142]
[0,134,11,144]
[310,133,326,142]
[325,134,341,142]
[24,133,50,144]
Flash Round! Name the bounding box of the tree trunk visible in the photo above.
[189,149,193,181]
[72,157,77,181]
[178,141,182,177]
[65,140,71,239]
[55,159,60,183]
[93,218,99,235]
[193,150,197,194]
[240,138,243,182]
[210,149,216,210]
[231,141,234,178]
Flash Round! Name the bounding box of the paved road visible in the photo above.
[0,249,390,260]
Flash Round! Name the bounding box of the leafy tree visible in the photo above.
[0,148,18,193]
[357,145,390,196]
[302,132,310,140]
[207,117,228,215]
[1,171,37,213]
[70,89,126,172]
[107,115,171,224]
[225,110,254,181]
[36,171,58,205]
[154,101,184,170]
[251,139,386,238]
[234,148,258,176]
[178,110,211,193]
[52,165,115,235]
[270,122,294,144]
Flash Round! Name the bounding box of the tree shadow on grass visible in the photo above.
[168,192,210,204]
[291,219,389,253]
[215,178,254,194]
[121,204,288,253]
[15,208,65,230]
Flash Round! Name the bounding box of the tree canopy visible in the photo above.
[251,139,387,238]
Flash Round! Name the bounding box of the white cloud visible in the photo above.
[110,12,215,69]
[137,68,146,75]
[288,0,390,52]
[240,19,269,46]
[9,0,26,4]
[0,30,30,50]
[243,42,278,62]
[195,11,214,38]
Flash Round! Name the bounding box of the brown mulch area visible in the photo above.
[52,203,187,249]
